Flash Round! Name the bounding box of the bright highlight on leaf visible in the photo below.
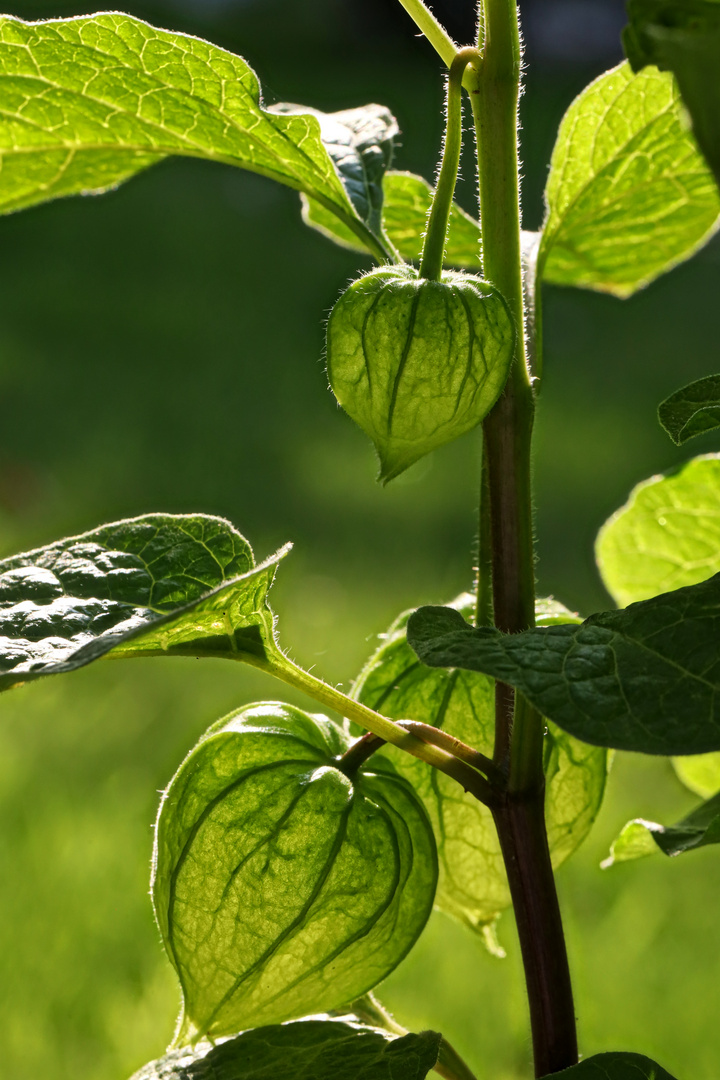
[624,0,720,186]
[0,13,393,257]
[658,374,720,444]
[326,265,515,481]
[0,513,289,688]
[597,454,720,606]
[603,790,720,867]
[130,1019,441,1080]
[407,575,720,755]
[153,703,438,1041]
[539,1050,678,1079]
[539,62,720,296]
[673,750,720,797]
[353,594,606,941]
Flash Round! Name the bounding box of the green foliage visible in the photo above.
[353,593,606,940]
[152,703,437,1042]
[0,513,289,689]
[624,0,720,185]
[539,1052,678,1079]
[539,62,720,296]
[0,13,392,257]
[673,750,720,796]
[326,265,515,481]
[407,578,720,754]
[130,1020,441,1080]
[597,455,720,606]
[658,374,720,444]
[604,790,720,867]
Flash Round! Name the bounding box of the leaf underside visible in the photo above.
[604,789,720,866]
[540,1050,678,1079]
[0,13,392,255]
[353,594,606,937]
[0,512,288,689]
[407,574,720,755]
[540,61,720,296]
[130,1020,441,1080]
[658,374,720,444]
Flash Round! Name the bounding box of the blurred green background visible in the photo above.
[1,1,719,1077]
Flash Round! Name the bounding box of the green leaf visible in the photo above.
[353,594,606,938]
[130,1020,441,1080]
[407,574,720,755]
[624,0,720,186]
[539,1051,678,1079]
[153,703,438,1041]
[0,13,389,257]
[658,374,720,444]
[539,61,720,297]
[596,454,720,607]
[326,265,515,481]
[673,750,720,796]
[0,513,289,689]
[603,790,720,867]
[303,170,482,266]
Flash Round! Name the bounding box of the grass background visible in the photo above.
[0,1,719,1077]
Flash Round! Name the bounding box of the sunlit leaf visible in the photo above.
[539,1051,678,1079]
[596,454,720,606]
[0,513,289,689]
[539,62,720,296]
[130,1020,441,1080]
[153,703,437,1041]
[603,790,720,867]
[0,13,389,256]
[353,594,606,938]
[326,265,515,481]
[407,576,720,755]
[658,374,720,444]
[672,750,720,797]
[624,0,720,185]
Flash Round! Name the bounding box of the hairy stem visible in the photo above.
[471,0,578,1073]
[420,47,481,281]
[394,0,458,66]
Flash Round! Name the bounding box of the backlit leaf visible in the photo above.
[0,13,389,256]
[326,265,515,481]
[539,62,720,296]
[407,576,720,755]
[0,513,289,689]
[624,0,720,185]
[153,703,438,1041]
[603,790,720,866]
[658,374,720,444]
[539,1051,678,1079]
[130,1020,441,1080]
[596,454,720,607]
[353,594,606,938]
[673,750,720,797]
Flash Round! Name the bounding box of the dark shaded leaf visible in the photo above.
[624,0,720,185]
[0,513,289,689]
[658,374,720,444]
[153,703,438,1040]
[407,576,720,755]
[540,1051,678,1079]
[130,1020,441,1080]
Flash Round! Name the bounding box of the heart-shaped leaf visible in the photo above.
[539,62,720,296]
[0,513,289,689]
[326,265,515,481]
[407,575,720,756]
[539,1051,678,1079]
[658,374,720,444]
[153,703,438,1041]
[596,454,720,607]
[0,13,391,258]
[624,0,720,185]
[603,789,720,867]
[353,594,606,942]
[130,1019,441,1080]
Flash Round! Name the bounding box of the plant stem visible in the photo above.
[420,47,481,282]
[474,436,493,628]
[394,0,458,67]
[471,0,578,1073]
